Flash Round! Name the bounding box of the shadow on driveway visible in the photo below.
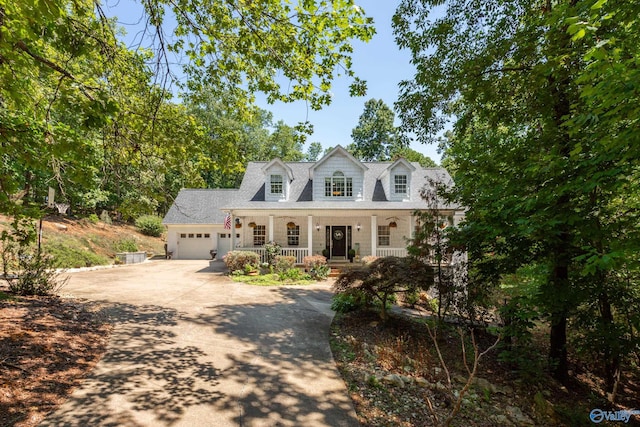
[41,283,357,427]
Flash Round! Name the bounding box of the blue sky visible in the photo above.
[254,1,441,163]
[104,1,441,163]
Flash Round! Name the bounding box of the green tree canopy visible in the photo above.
[394,0,640,393]
[0,0,375,216]
[349,98,408,161]
[304,142,324,162]
[392,147,436,167]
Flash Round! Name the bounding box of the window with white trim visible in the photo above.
[253,225,266,246]
[270,174,283,195]
[287,226,300,246]
[325,171,353,197]
[394,174,408,194]
[378,225,390,246]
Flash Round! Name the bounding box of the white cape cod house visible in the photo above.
[162,146,464,261]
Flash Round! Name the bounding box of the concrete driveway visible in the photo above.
[40,260,358,427]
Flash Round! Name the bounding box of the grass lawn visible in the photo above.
[229,272,317,286]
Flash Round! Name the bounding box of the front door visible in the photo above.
[331,226,347,258]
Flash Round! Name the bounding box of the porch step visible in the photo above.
[328,261,354,278]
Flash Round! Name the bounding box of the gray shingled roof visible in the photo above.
[162,189,242,225]
[164,155,460,225]
[223,161,457,211]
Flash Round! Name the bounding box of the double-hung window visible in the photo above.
[253,225,266,246]
[378,225,390,246]
[270,174,283,195]
[287,226,300,246]
[394,174,408,195]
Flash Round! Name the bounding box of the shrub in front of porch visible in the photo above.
[303,255,330,279]
[223,251,261,274]
[264,241,281,267]
[273,255,295,271]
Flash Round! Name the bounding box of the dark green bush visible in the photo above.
[113,237,138,253]
[333,256,434,321]
[3,251,67,296]
[264,241,281,266]
[135,215,164,237]
[331,289,371,313]
[1,218,67,295]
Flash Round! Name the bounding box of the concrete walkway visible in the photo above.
[40,260,358,427]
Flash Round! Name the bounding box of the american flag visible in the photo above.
[223,213,231,230]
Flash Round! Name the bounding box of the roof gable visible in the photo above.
[310,145,367,179]
[262,158,293,181]
[378,157,416,180]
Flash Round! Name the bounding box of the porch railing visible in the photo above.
[280,248,309,264]
[376,248,408,257]
[236,247,309,265]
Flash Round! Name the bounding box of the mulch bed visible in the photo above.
[0,290,111,427]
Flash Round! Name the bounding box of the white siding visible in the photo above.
[312,153,365,201]
[389,163,412,201]
[264,164,289,201]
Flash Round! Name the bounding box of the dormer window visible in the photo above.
[270,174,283,195]
[325,171,353,197]
[394,174,408,194]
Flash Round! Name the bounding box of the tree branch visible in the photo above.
[14,40,95,101]
[476,66,532,77]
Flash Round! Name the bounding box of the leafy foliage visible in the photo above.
[113,237,139,253]
[333,256,434,321]
[43,242,109,269]
[274,255,296,273]
[393,0,640,392]
[223,251,261,274]
[0,218,67,295]
[331,289,371,313]
[263,241,282,267]
[0,0,374,220]
[303,254,330,279]
[134,215,164,237]
[348,99,409,161]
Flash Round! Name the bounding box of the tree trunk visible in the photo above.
[549,261,569,384]
[549,310,568,383]
[599,290,621,402]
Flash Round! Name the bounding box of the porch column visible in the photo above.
[409,214,415,239]
[454,211,465,227]
[268,215,274,242]
[230,213,236,249]
[370,214,377,257]
[307,215,313,257]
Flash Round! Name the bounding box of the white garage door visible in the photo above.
[177,232,211,259]
[217,233,232,259]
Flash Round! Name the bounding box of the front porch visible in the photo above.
[236,246,410,265]
[226,210,427,263]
